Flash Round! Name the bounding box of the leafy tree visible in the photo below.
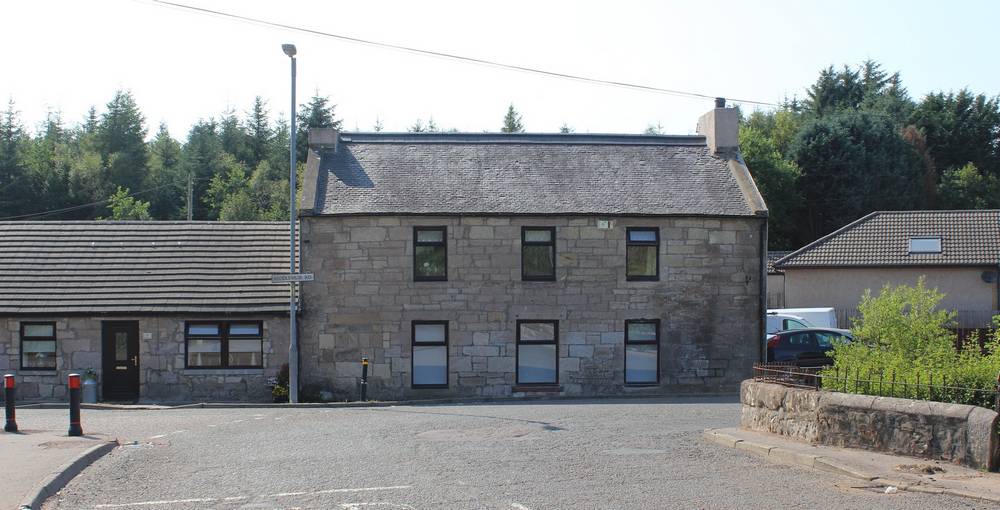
[296,93,342,162]
[792,111,922,239]
[24,111,74,216]
[501,104,524,133]
[218,189,259,221]
[559,123,574,133]
[96,90,149,193]
[203,153,249,219]
[937,163,1000,209]
[103,186,151,220]
[180,120,225,219]
[740,125,803,248]
[643,122,663,135]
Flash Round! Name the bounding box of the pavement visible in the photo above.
[0,417,116,510]
[704,427,1000,505]
[0,397,980,510]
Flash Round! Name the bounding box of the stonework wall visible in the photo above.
[741,380,1000,471]
[299,215,764,400]
[0,315,288,402]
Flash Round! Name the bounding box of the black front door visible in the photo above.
[102,321,140,401]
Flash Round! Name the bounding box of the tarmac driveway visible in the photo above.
[24,398,983,509]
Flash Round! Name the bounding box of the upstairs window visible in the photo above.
[414,227,447,281]
[522,227,556,281]
[412,321,448,388]
[909,237,941,254]
[21,322,56,370]
[186,322,263,368]
[626,227,659,281]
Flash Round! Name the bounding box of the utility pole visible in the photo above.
[186,173,193,221]
[282,43,299,404]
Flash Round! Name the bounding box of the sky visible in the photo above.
[2,0,998,139]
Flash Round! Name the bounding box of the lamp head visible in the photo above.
[282,44,297,57]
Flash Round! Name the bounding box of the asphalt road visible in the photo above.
[21,398,985,509]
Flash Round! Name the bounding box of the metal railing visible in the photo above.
[753,362,1000,411]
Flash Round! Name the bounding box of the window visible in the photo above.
[626,228,659,280]
[522,227,556,281]
[21,322,56,370]
[625,320,659,384]
[414,227,447,281]
[185,322,263,368]
[909,237,941,254]
[412,321,448,388]
[517,320,558,385]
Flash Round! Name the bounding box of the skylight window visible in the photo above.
[909,237,941,254]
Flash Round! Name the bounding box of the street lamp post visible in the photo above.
[282,43,299,404]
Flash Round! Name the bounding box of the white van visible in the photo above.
[768,308,838,329]
[766,313,813,334]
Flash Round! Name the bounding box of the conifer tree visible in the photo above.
[501,104,524,133]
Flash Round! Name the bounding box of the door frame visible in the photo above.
[101,320,140,401]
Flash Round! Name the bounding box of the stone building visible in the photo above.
[297,105,769,400]
[0,222,290,402]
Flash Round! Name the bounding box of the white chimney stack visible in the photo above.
[696,98,739,156]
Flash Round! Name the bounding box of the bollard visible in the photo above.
[360,356,369,402]
[68,373,82,436]
[4,374,16,433]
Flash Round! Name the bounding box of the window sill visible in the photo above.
[181,368,265,376]
[411,385,449,389]
[512,385,561,393]
[626,277,660,282]
[624,383,660,388]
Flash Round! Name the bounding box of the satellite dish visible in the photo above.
[982,271,997,284]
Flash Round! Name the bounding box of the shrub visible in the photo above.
[821,278,1000,408]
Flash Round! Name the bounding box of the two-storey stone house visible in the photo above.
[297,106,767,399]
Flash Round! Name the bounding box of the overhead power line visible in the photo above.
[0,178,209,221]
[143,0,781,108]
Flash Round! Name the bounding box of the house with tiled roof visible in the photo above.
[773,210,1000,327]
[296,105,769,399]
[766,251,791,308]
[0,222,290,402]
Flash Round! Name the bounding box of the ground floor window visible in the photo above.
[412,321,448,387]
[185,322,263,368]
[21,322,56,370]
[625,320,659,384]
[517,320,558,385]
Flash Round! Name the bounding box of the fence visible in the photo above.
[753,362,1000,412]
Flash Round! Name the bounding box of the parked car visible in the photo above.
[766,327,853,367]
[768,307,838,329]
[766,312,813,335]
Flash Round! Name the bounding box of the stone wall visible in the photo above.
[299,215,764,400]
[741,380,1000,471]
[0,315,288,402]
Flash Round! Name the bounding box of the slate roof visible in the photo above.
[0,222,291,315]
[775,210,1000,269]
[767,251,791,274]
[308,132,763,217]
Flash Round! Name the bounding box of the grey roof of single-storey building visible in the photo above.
[767,251,791,274]
[303,132,766,218]
[774,210,1000,269]
[0,222,291,315]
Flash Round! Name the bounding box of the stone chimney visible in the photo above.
[308,128,339,152]
[696,98,739,156]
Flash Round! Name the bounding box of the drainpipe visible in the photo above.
[759,219,768,362]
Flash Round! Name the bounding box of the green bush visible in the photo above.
[821,278,1000,408]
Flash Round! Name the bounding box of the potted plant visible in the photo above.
[269,363,290,403]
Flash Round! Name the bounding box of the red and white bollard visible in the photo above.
[68,373,82,437]
[4,374,16,433]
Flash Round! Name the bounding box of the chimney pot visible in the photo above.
[715,97,726,108]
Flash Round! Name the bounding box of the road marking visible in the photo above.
[93,485,413,508]
[170,430,187,435]
[147,434,166,440]
[511,504,534,510]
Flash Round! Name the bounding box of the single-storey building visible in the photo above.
[766,251,790,308]
[774,210,1000,327]
[296,105,769,400]
[0,221,290,402]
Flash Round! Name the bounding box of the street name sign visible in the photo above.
[271,273,315,283]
